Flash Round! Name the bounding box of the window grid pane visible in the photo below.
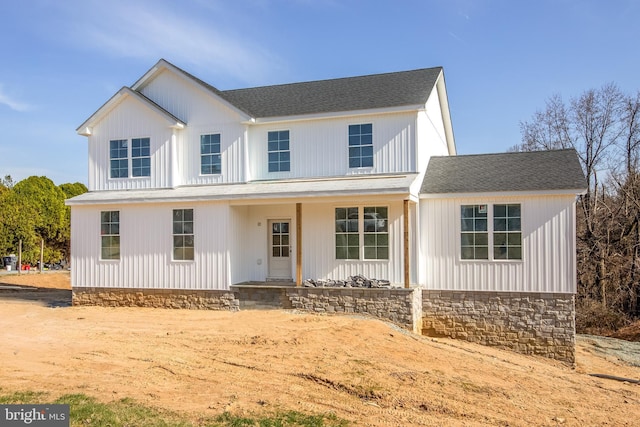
[200,134,221,175]
[131,138,151,177]
[493,204,522,260]
[109,140,128,178]
[268,130,290,172]
[173,209,194,260]
[348,124,373,168]
[460,205,488,260]
[336,207,359,259]
[100,210,120,260]
[363,206,388,259]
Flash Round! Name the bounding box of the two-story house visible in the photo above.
[68,59,586,362]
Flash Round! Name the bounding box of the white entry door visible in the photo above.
[268,219,292,280]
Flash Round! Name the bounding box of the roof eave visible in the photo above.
[419,188,588,199]
[245,104,425,125]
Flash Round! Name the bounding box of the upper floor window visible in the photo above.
[201,134,221,175]
[110,140,129,178]
[348,123,373,168]
[268,130,290,172]
[461,204,522,261]
[100,210,120,260]
[109,138,150,178]
[131,138,151,177]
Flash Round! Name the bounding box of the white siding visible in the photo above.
[420,194,577,293]
[248,112,418,180]
[300,198,406,285]
[71,202,232,289]
[140,70,248,185]
[87,96,176,191]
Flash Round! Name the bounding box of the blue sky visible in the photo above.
[1,0,639,185]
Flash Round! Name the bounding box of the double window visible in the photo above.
[335,206,388,260]
[268,130,290,172]
[100,211,120,260]
[200,134,221,175]
[109,138,151,178]
[348,123,373,168]
[173,209,194,261]
[460,204,522,260]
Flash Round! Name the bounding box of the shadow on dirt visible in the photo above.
[0,284,71,308]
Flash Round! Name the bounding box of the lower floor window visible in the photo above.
[335,206,388,260]
[461,203,522,261]
[100,211,120,260]
[173,209,194,261]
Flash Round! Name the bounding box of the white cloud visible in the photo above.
[0,85,31,112]
[66,0,284,86]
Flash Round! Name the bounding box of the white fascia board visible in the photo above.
[76,87,185,136]
[419,188,588,199]
[66,189,412,207]
[434,71,456,156]
[243,104,424,125]
[134,59,252,122]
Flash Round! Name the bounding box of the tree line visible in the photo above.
[513,83,640,330]
[0,175,87,266]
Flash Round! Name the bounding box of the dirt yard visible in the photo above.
[1,273,639,426]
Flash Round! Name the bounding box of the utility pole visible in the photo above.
[40,239,44,273]
[18,239,22,274]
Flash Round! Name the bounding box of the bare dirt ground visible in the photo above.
[1,273,639,426]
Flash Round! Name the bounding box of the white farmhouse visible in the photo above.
[68,60,586,362]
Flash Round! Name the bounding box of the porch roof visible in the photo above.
[66,174,419,206]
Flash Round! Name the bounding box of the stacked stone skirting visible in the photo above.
[72,286,575,363]
[422,290,576,363]
[285,287,422,333]
[72,287,239,310]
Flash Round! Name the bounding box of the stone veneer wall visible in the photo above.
[72,287,239,310]
[72,286,576,363]
[285,287,421,333]
[422,290,576,363]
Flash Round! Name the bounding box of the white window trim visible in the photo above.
[171,207,195,262]
[108,136,152,180]
[347,122,374,170]
[199,131,223,177]
[334,204,389,261]
[99,210,120,262]
[458,203,523,263]
[267,129,292,174]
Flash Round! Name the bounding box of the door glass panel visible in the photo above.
[271,221,290,258]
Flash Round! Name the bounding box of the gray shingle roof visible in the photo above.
[219,68,442,118]
[160,59,442,118]
[420,149,587,194]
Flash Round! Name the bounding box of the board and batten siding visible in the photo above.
[419,194,577,293]
[139,69,249,186]
[248,112,418,181]
[299,198,407,285]
[71,202,233,290]
[87,95,177,191]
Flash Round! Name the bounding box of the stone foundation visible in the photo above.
[422,290,576,363]
[72,286,575,363]
[285,287,421,333]
[72,287,239,310]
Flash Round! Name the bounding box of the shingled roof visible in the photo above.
[420,149,587,194]
[218,67,443,118]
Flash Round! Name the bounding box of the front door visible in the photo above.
[268,220,292,280]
